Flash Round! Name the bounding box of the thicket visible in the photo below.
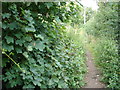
[84,2,120,89]
[2,2,86,88]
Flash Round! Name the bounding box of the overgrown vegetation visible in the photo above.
[2,2,86,88]
[84,2,120,89]
[2,1,120,89]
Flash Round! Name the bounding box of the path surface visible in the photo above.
[83,50,105,88]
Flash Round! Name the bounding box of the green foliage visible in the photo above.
[2,2,86,89]
[85,2,118,39]
[68,3,84,27]
[84,2,120,89]
[85,8,94,22]
[92,38,120,89]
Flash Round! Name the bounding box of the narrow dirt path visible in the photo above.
[83,50,105,88]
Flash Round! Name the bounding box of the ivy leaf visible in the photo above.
[37,58,44,65]
[45,64,52,69]
[2,58,10,67]
[34,41,45,51]
[25,26,36,32]
[4,45,14,52]
[52,76,59,83]
[28,58,36,64]
[36,78,42,82]
[2,23,7,29]
[23,52,28,58]
[16,40,23,46]
[43,39,49,44]
[24,36,32,42]
[58,80,67,88]
[33,80,41,86]
[30,66,37,74]
[14,33,23,39]
[9,22,18,30]
[23,84,35,88]
[26,2,31,6]
[55,16,61,23]
[27,46,33,51]
[48,79,54,86]
[34,34,44,40]
[5,36,14,44]
[45,3,53,9]
[39,66,44,73]
[25,75,33,80]
[56,61,62,68]
[2,13,11,19]
[27,17,33,22]
[15,47,22,53]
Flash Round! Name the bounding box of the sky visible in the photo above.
[80,0,99,10]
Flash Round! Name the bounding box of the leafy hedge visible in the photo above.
[93,38,120,89]
[85,2,118,39]
[84,2,120,89]
[2,2,86,88]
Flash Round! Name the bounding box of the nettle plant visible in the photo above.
[2,2,86,88]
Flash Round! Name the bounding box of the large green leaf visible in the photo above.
[9,22,18,30]
[15,47,22,53]
[27,46,33,51]
[2,58,10,67]
[2,13,11,19]
[25,26,36,32]
[58,80,67,88]
[39,66,44,73]
[45,3,53,9]
[16,40,23,46]
[27,17,33,22]
[24,36,32,42]
[5,36,14,44]
[48,79,54,86]
[3,43,14,52]
[2,23,7,29]
[55,16,61,23]
[14,33,23,39]
[34,41,45,51]
[33,80,41,86]
[52,76,59,83]
[23,52,29,58]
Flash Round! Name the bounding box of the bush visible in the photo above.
[92,38,120,88]
[84,2,120,89]
[2,2,86,88]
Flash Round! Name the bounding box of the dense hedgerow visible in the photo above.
[92,38,120,88]
[2,2,86,88]
[84,2,120,89]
